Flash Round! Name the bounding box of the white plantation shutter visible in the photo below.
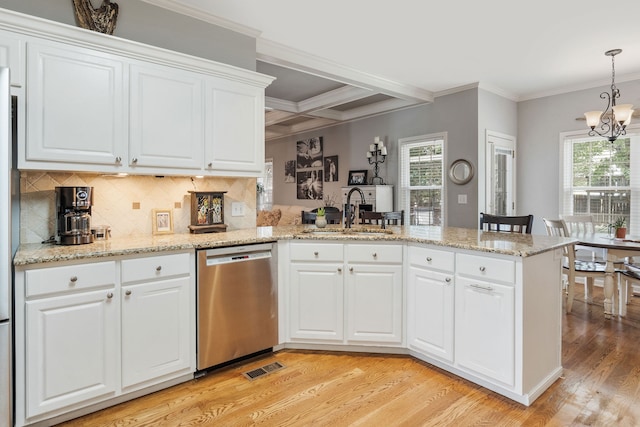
[398,133,446,226]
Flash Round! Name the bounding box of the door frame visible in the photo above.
[485,130,516,215]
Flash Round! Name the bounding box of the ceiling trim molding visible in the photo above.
[519,71,640,102]
[138,0,261,37]
[340,98,418,121]
[297,86,373,113]
[257,38,434,104]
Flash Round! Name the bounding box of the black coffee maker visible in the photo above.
[55,186,94,245]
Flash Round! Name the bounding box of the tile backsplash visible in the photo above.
[20,171,257,244]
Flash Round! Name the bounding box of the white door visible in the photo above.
[121,277,191,390]
[25,289,117,417]
[289,263,344,342]
[485,131,516,215]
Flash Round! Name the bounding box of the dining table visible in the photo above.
[574,232,640,318]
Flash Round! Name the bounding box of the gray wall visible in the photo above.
[477,88,518,219]
[266,88,480,228]
[0,0,256,70]
[518,79,640,234]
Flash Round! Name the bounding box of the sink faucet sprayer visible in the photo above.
[345,187,366,228]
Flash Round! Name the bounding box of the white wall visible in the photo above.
[518,79,640,234]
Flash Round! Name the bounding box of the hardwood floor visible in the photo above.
[58,287,640,427]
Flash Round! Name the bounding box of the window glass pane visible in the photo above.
[409,189,442,225]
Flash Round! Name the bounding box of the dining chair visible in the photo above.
[361,211,384,225]
[301,211,317,224]
[542,218,611,313]
[302,210,342,224]
[479,212,534,234]
[383,211,404,226]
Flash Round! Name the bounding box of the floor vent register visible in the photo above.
[243,361,285,381]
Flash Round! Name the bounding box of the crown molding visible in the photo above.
[519,71,640,102]
[138,0,261,37]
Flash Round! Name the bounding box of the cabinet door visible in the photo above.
[0,30,24,86]
[129,63,203,170]
[121,276,191,389]
[407,265,454,361]
[25,289,117,418]
[205,77,265,175]
[289,262,343,342]
[455,276,515,386]
[25,41,126,167]
[346,263,403,344]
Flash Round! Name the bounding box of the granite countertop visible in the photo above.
[13,225,575,266]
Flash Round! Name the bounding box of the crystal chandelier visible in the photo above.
[584,49,634,143]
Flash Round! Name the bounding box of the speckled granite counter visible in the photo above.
[13,225,575,266]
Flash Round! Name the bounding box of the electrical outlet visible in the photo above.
[458,194,467,204]
[231,202,245,217]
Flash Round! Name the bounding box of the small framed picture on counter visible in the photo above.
[348,169,368,185]
[152,209,174,235]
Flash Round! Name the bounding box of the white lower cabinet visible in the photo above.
[288,241,403,346]
[407,245,454,362]
[25,288,118,418]
[15,251,195,427]
[454,276,515,386]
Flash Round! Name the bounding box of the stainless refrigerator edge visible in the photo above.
[1,66,17,427]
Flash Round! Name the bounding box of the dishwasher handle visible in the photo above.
[204,250,271,266]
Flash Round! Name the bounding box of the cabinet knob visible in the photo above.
[372,253,378,259]
[208,162,213,167]
[426,257,432,262]
[156,265,162,272]
[337,267,342,273]
[479,266,486,272]
[349,267,354,272]
[125,290,132,296]
[314,251,319,256]
[445,277,452,283]
[69,276,78,283]
[106,292,114,299]
[115,156,122,164]
[132,157,138,164]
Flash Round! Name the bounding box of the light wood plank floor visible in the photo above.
[58,288,640,427]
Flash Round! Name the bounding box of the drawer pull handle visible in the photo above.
[106,292,114,299]
[125,290,132,296]
[426,257,433,262]
[156,266,162,272]
[69,276,78,283]
[445,277,452,283]
[314,251,319,256]
[470,284,493,292]
[479,266,486,272]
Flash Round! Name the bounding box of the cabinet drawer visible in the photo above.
[25,261,117,297]
[121,252,190,284]
[456,253,515,284]
[290,243,343,262]
[408,245,454,272]
[347,244,403,264]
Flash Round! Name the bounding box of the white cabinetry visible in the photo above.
[407,245,455,362]
[288,241,403,346]
[23,261,118,418]
[345,244,403,344]
[120,253,192,390]
[205,76,265,175]
[25,40,127,168]
[14,251,195,427]
[289,243,344,342]
[129,63,203,171]
[0,29,24,86]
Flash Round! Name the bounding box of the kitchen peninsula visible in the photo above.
[13,226,573,426]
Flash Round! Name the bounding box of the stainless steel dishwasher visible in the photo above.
[197,243,278,371]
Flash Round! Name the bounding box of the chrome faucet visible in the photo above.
[345,187,366,228]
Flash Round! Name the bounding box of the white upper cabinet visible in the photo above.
[24,40,127,169]
[0,29,24,86]
[129,62,204,171]
[205,76,265,176]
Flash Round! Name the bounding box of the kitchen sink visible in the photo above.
[301,227,394,236]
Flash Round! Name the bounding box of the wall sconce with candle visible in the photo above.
[367,136,387,184]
